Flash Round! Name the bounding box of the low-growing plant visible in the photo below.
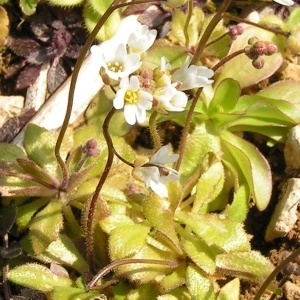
[1,0,300,299]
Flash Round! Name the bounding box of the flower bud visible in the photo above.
[252,57,265,69]
[265,43,278,56]
[244,45,258,60]
[83,139,100,157]
[248,37,259,46]
[228,25,244,39]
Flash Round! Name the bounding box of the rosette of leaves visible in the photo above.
[178,77,300,219]
[0,123,134,298]
[5,5,87,93]
[86,178,275,298]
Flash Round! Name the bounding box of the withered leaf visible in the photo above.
[16,65,41,90]
[6,36,41,60]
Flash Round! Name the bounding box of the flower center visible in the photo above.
[107,61,123,73]
[124,89,138,104]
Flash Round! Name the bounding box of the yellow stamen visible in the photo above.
[107,61,123,72]
[124,90,138,104]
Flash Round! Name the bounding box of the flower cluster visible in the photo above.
[90,21,214,126]
[90,20,214,197]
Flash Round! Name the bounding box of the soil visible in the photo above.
[1,1,300,300]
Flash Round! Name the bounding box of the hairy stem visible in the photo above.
[183,0,193,48]
[212,49,245,72]
[87,258,179,290]
[54,0,122,190]
[223,13,288,37]
[190,0,233,65]
[86,107,116,268]
[149,110,161,150]
[176,0,233,170]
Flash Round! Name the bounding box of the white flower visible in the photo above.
[132,145,179,198]
[154,75,188,113]
[171,58,214,91]
[90,43,141,81]
[127,24,157,54]
[274,0,294,5]
[113,76,153,125]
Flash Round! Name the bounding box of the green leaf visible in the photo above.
[216,251,274,282]
[178,226,217,274]
[170,7,205,46]
[220,130,272,211]
[17,158,59,187]
[0,143,26,162]
[179,124,221,183]
[83,4,120,41]
[257,80,300,110]
[100,214,135,234]
[176,211,250,252]
[143,193,182,254]
[38,234,89,274]
[142,41,187,71]
[223,185,250,222]
[23,124,61,180]
[285,7,300,31]
[217,278,240,300]
[19,0,39,15]
[16,198,49,232]
[24,200,63,254]
[193,160,225,214]
[159,262,186,293]
[8,263,72,291]
[52,286,98,300]
[113,243,178,284]
[186,265,215,300]
[215,25,284,88]
[109,223,150,261]
[208,79,240,114]
[231,95,299,126]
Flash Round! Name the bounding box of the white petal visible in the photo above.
[124,104,137,125]
[137,91,153,110]
[150,145,179,164]
[150,181,168,198]
[134,166,160,186]
[129,76,140,90]
[113,90,126,109]
[119,76,130,89]
[114,43,127,61]
[274,0,294,5]
[135,106,147,124]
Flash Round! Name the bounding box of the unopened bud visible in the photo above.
[253,41,267,56]
[248,37,259,46]
[265,43,278,56]
[252,57,265,69]
[83,139,100,157]
[244,45,258,60]
[228,25,244,39]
